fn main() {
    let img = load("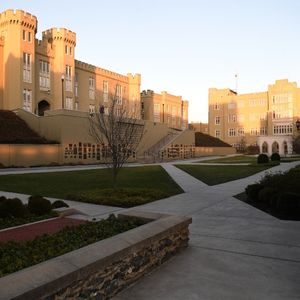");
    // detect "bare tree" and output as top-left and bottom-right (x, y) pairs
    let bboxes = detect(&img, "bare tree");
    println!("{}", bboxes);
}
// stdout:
(89, 89), (145, 187)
